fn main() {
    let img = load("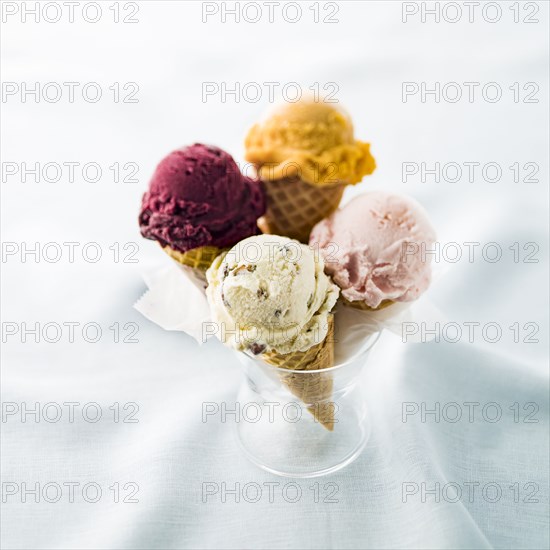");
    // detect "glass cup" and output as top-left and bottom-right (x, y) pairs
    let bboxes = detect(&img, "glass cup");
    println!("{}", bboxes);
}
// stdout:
(234, 332), (380, 478)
